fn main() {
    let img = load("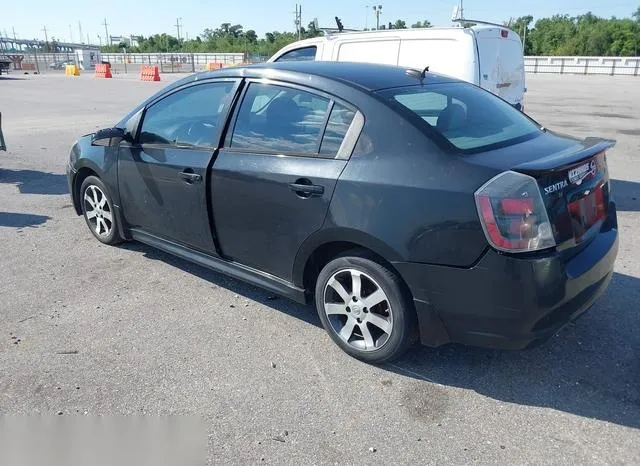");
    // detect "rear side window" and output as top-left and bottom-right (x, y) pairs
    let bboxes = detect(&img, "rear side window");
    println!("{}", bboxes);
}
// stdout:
(320, 104), (356, 155)
(231, 82), (329, 154)
(379, 83), (540, 151)
(274, 46), (317, 62)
